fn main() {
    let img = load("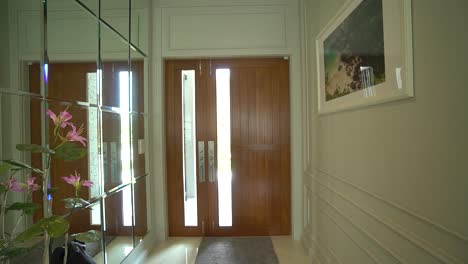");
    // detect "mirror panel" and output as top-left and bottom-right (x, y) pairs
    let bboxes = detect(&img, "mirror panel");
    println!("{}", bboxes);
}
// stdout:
(101, 186), (134, 264)
(47, 0), (99, 104)
(1, 0), (148, 263)
(131, 114), (147, 178)
(133, 176), (148, 247)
